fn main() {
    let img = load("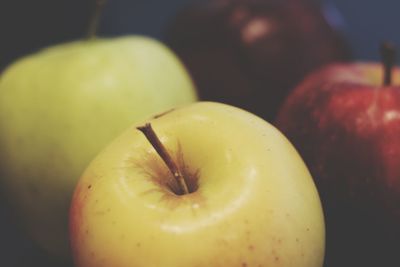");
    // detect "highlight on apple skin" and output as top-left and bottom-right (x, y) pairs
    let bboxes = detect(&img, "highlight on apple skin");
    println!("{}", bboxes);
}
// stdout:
(70, 101), (325, 267)
(165, 0), (350, 121)
(276, 53), (400, 267)
(0, 35), (197, 259)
